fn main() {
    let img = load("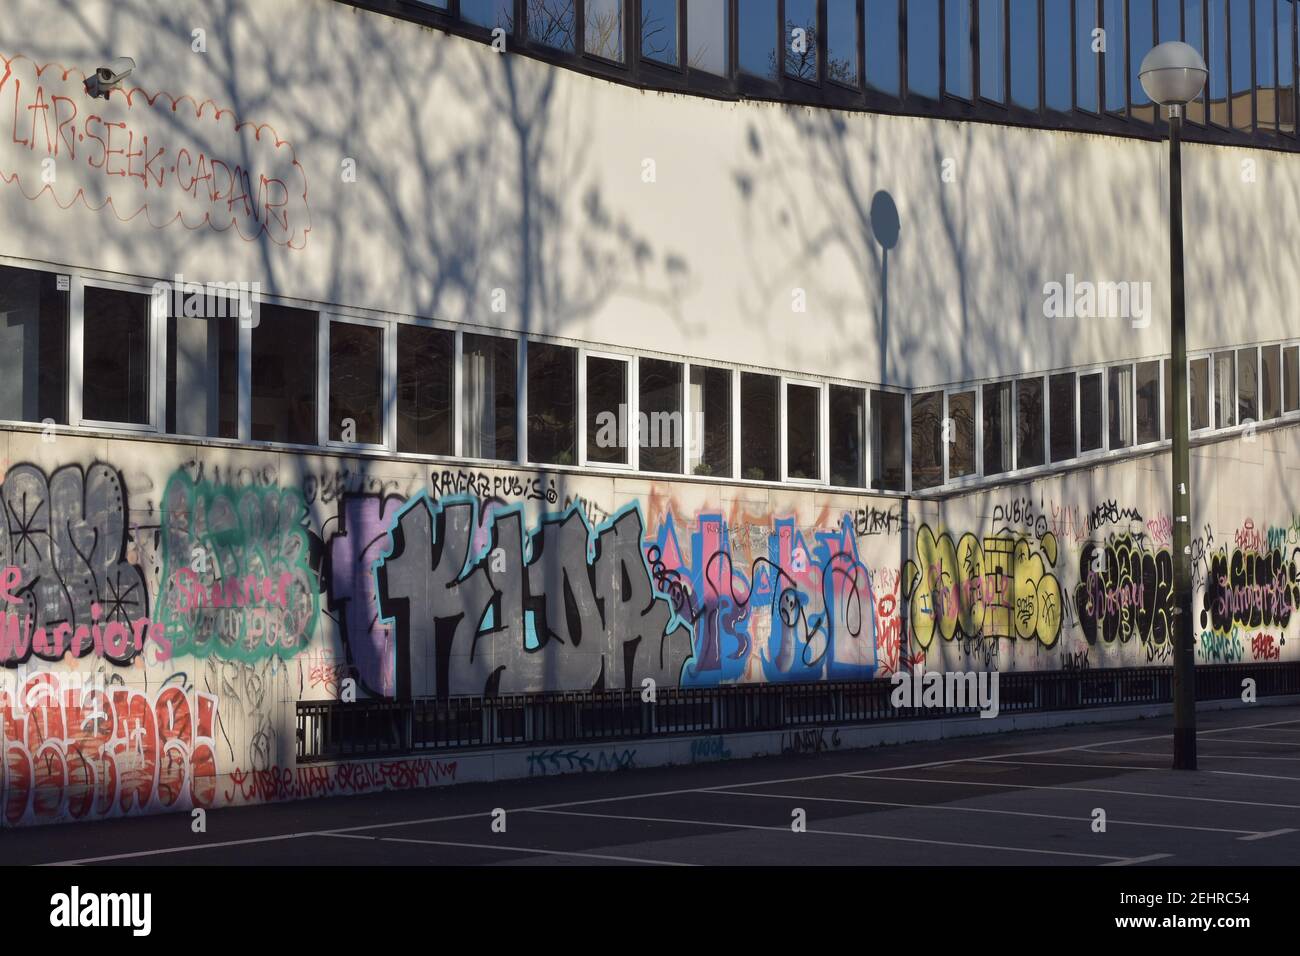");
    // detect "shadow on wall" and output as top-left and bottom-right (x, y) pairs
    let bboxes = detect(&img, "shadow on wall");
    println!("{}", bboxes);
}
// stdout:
(22, 0), (692, 340)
